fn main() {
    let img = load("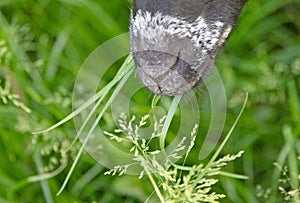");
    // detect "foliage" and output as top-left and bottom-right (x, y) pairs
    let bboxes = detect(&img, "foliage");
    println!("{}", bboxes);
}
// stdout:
(104, 113), (245, 202)
(0, 0), (299, 202)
